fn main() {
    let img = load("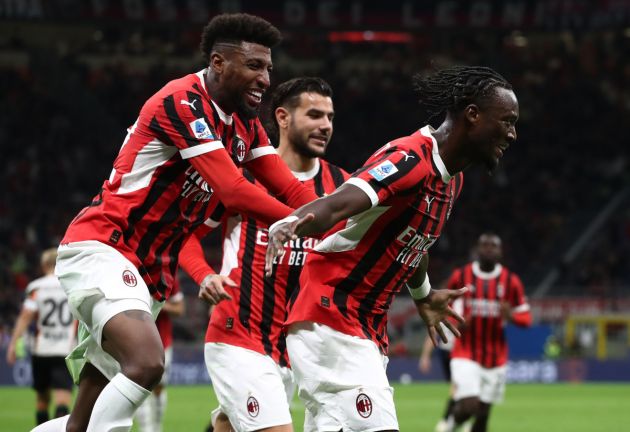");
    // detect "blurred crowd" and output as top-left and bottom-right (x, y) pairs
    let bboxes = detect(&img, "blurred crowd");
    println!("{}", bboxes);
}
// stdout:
(0, 23), (628, 341)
